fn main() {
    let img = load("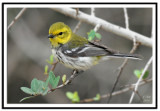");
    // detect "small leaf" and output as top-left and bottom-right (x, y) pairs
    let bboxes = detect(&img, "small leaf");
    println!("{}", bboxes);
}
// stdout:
(19, 96), (34, 102)
(93, 94), (100, 101)
(35, 79), (50, 95)
(95, 33), (101, 39)
(20, 87), (35, 95)
(66, 92), (74, 100)
(62, 74), (67, 84)
(134, 70), (141, 78)
(49, 71), (60, 88)
(88, 37), (93, 41)
(50, 55), (54, 63)
(72, 91), (80, 103)
(31, 78), (40, 93)
(46, 60), (52, 64)
(87, 30), (96, 41)
(134, 69), (149, 80)
(53, 76), (60, 88)
(45, 76), (50, 87)
(143, 70), (149, 79)
(49, 71), (56, 88)
(44, 65), (48, 75)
